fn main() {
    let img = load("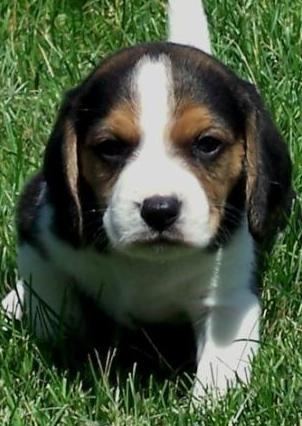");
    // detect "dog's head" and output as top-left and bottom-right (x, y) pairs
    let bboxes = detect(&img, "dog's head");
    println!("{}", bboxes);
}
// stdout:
(44, 43), (293, 255)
